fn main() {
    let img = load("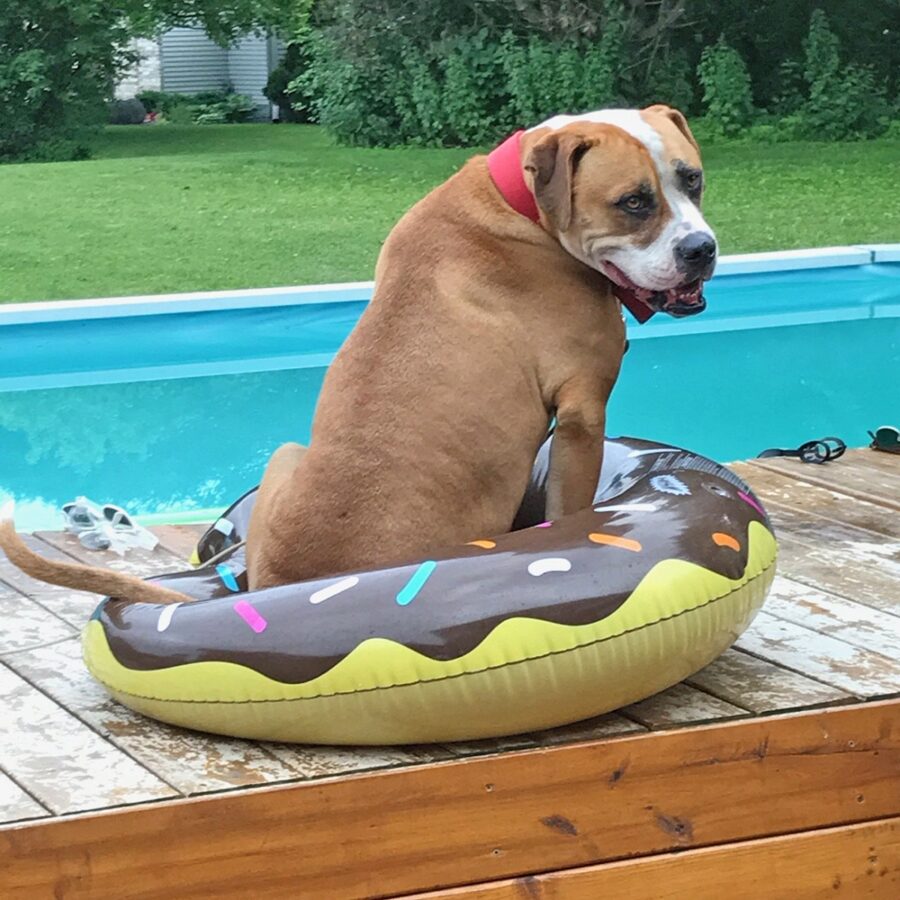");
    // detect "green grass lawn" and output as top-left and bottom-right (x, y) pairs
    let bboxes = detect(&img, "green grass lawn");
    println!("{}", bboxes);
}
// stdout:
(0, 124), (897, 303)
